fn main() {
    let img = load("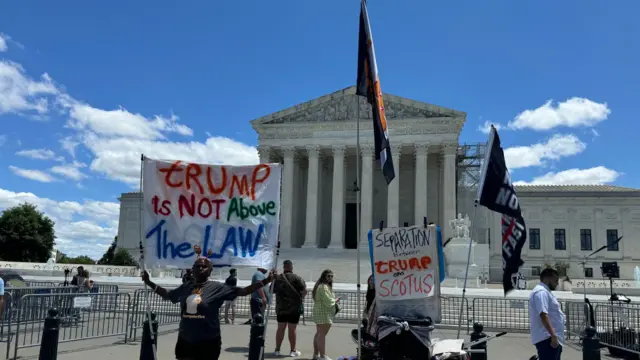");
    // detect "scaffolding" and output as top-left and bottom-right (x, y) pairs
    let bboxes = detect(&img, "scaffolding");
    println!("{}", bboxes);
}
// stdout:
(456, 142), (491, 244)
